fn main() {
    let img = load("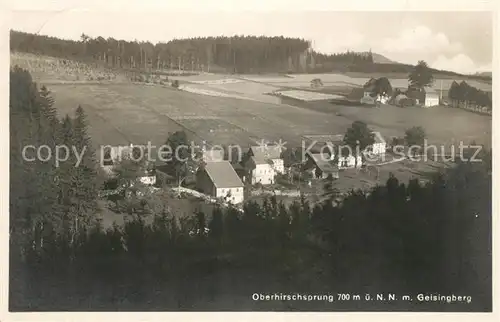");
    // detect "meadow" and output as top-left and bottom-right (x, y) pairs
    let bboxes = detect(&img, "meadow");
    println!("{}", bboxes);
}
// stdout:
(49, 79), (491, 154)
(49, 83), (349, 149)
(18, 52), (489, 155)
